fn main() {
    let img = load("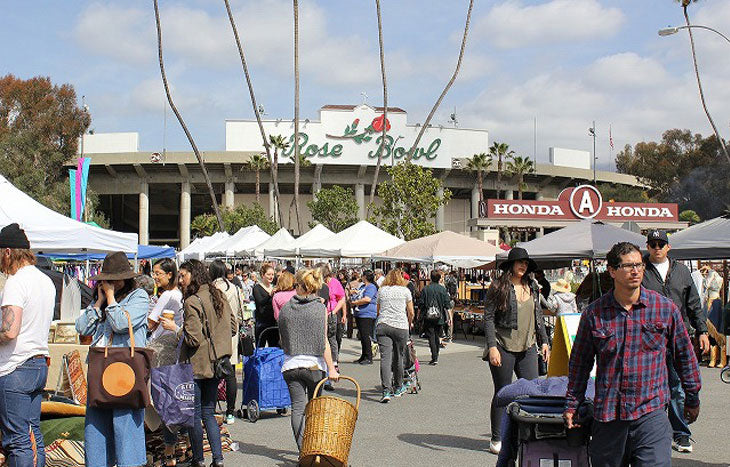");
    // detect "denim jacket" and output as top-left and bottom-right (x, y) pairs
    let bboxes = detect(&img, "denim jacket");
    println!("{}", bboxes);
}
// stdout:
(484, 280), (548, 350)
(75, 288), (150, 348)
